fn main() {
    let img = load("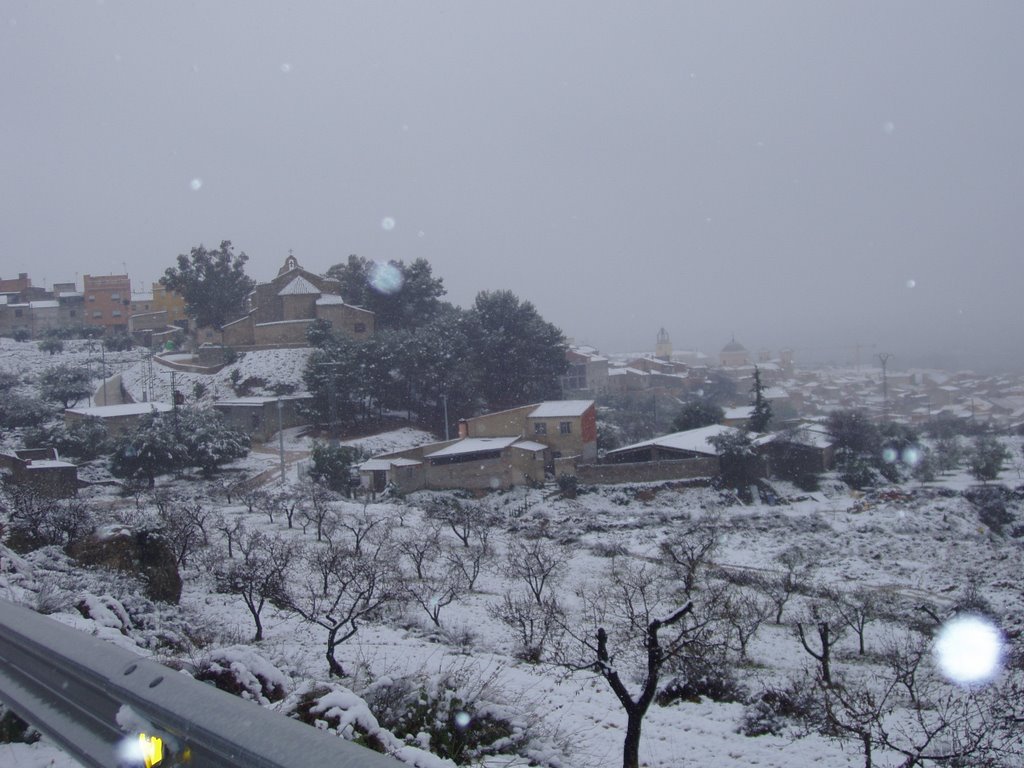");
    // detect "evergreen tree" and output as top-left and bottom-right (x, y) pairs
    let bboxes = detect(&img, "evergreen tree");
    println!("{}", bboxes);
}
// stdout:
(672, 397), (724, 432)
(708, 429), (761, 496)
(161, 240), (255, 329)
(39, 364), (93, 409)
(38, 337), (64, 356)
(326, 255), (445, 330)
(467, 290), (567, 410)
(749, 366), (773, 432)
(109, 412), (188, 488)
(178, 408), (251, 477)
(308, 441), (362, 494)
(966, 434), (1009, 483)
